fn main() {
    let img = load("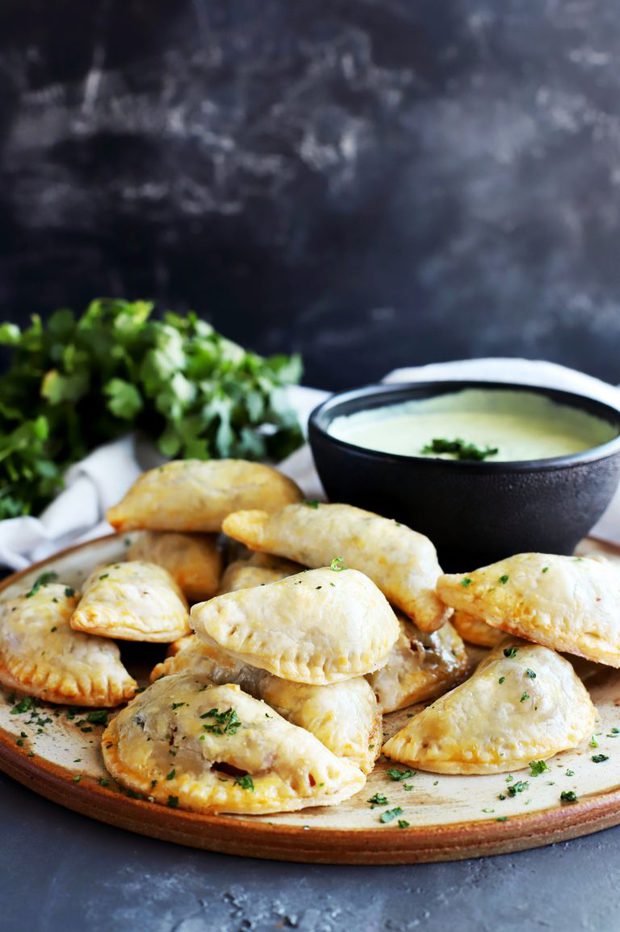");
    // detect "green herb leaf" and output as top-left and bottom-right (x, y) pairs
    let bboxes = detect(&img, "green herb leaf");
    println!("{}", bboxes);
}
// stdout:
(386, 768), (415, 782)
(499, 574), (509, 584)
(529, 760), (549, 776)
(380, 807), (404, 824)
(421, 437), (498, 461)
(503, 647), (519, 658)
(560, 790), (578, 804)
(200, 707), (242, 735)
(85, 710), (108, 725)
(234, 774), (255, 791)
(330, 556), (345, 572)
(592, 754), (609, 763)
(25, 572), (58, 598)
